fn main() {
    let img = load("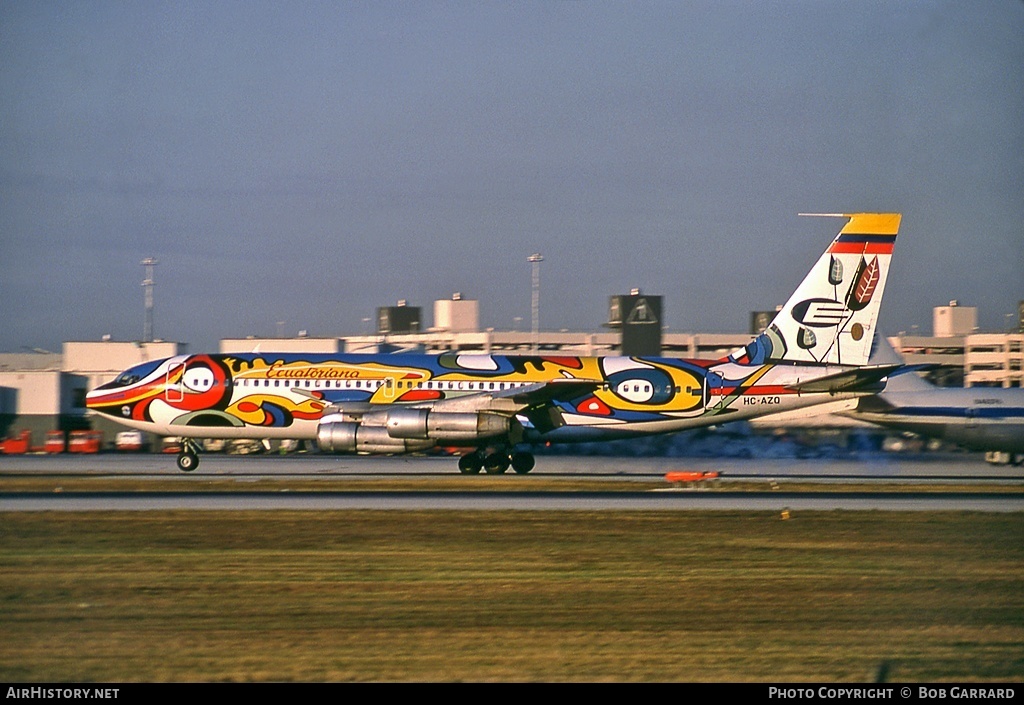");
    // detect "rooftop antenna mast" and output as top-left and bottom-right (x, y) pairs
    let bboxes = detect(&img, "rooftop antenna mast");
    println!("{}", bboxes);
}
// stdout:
(528, 253), (543, 354)
(141, 257), (158, 342)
